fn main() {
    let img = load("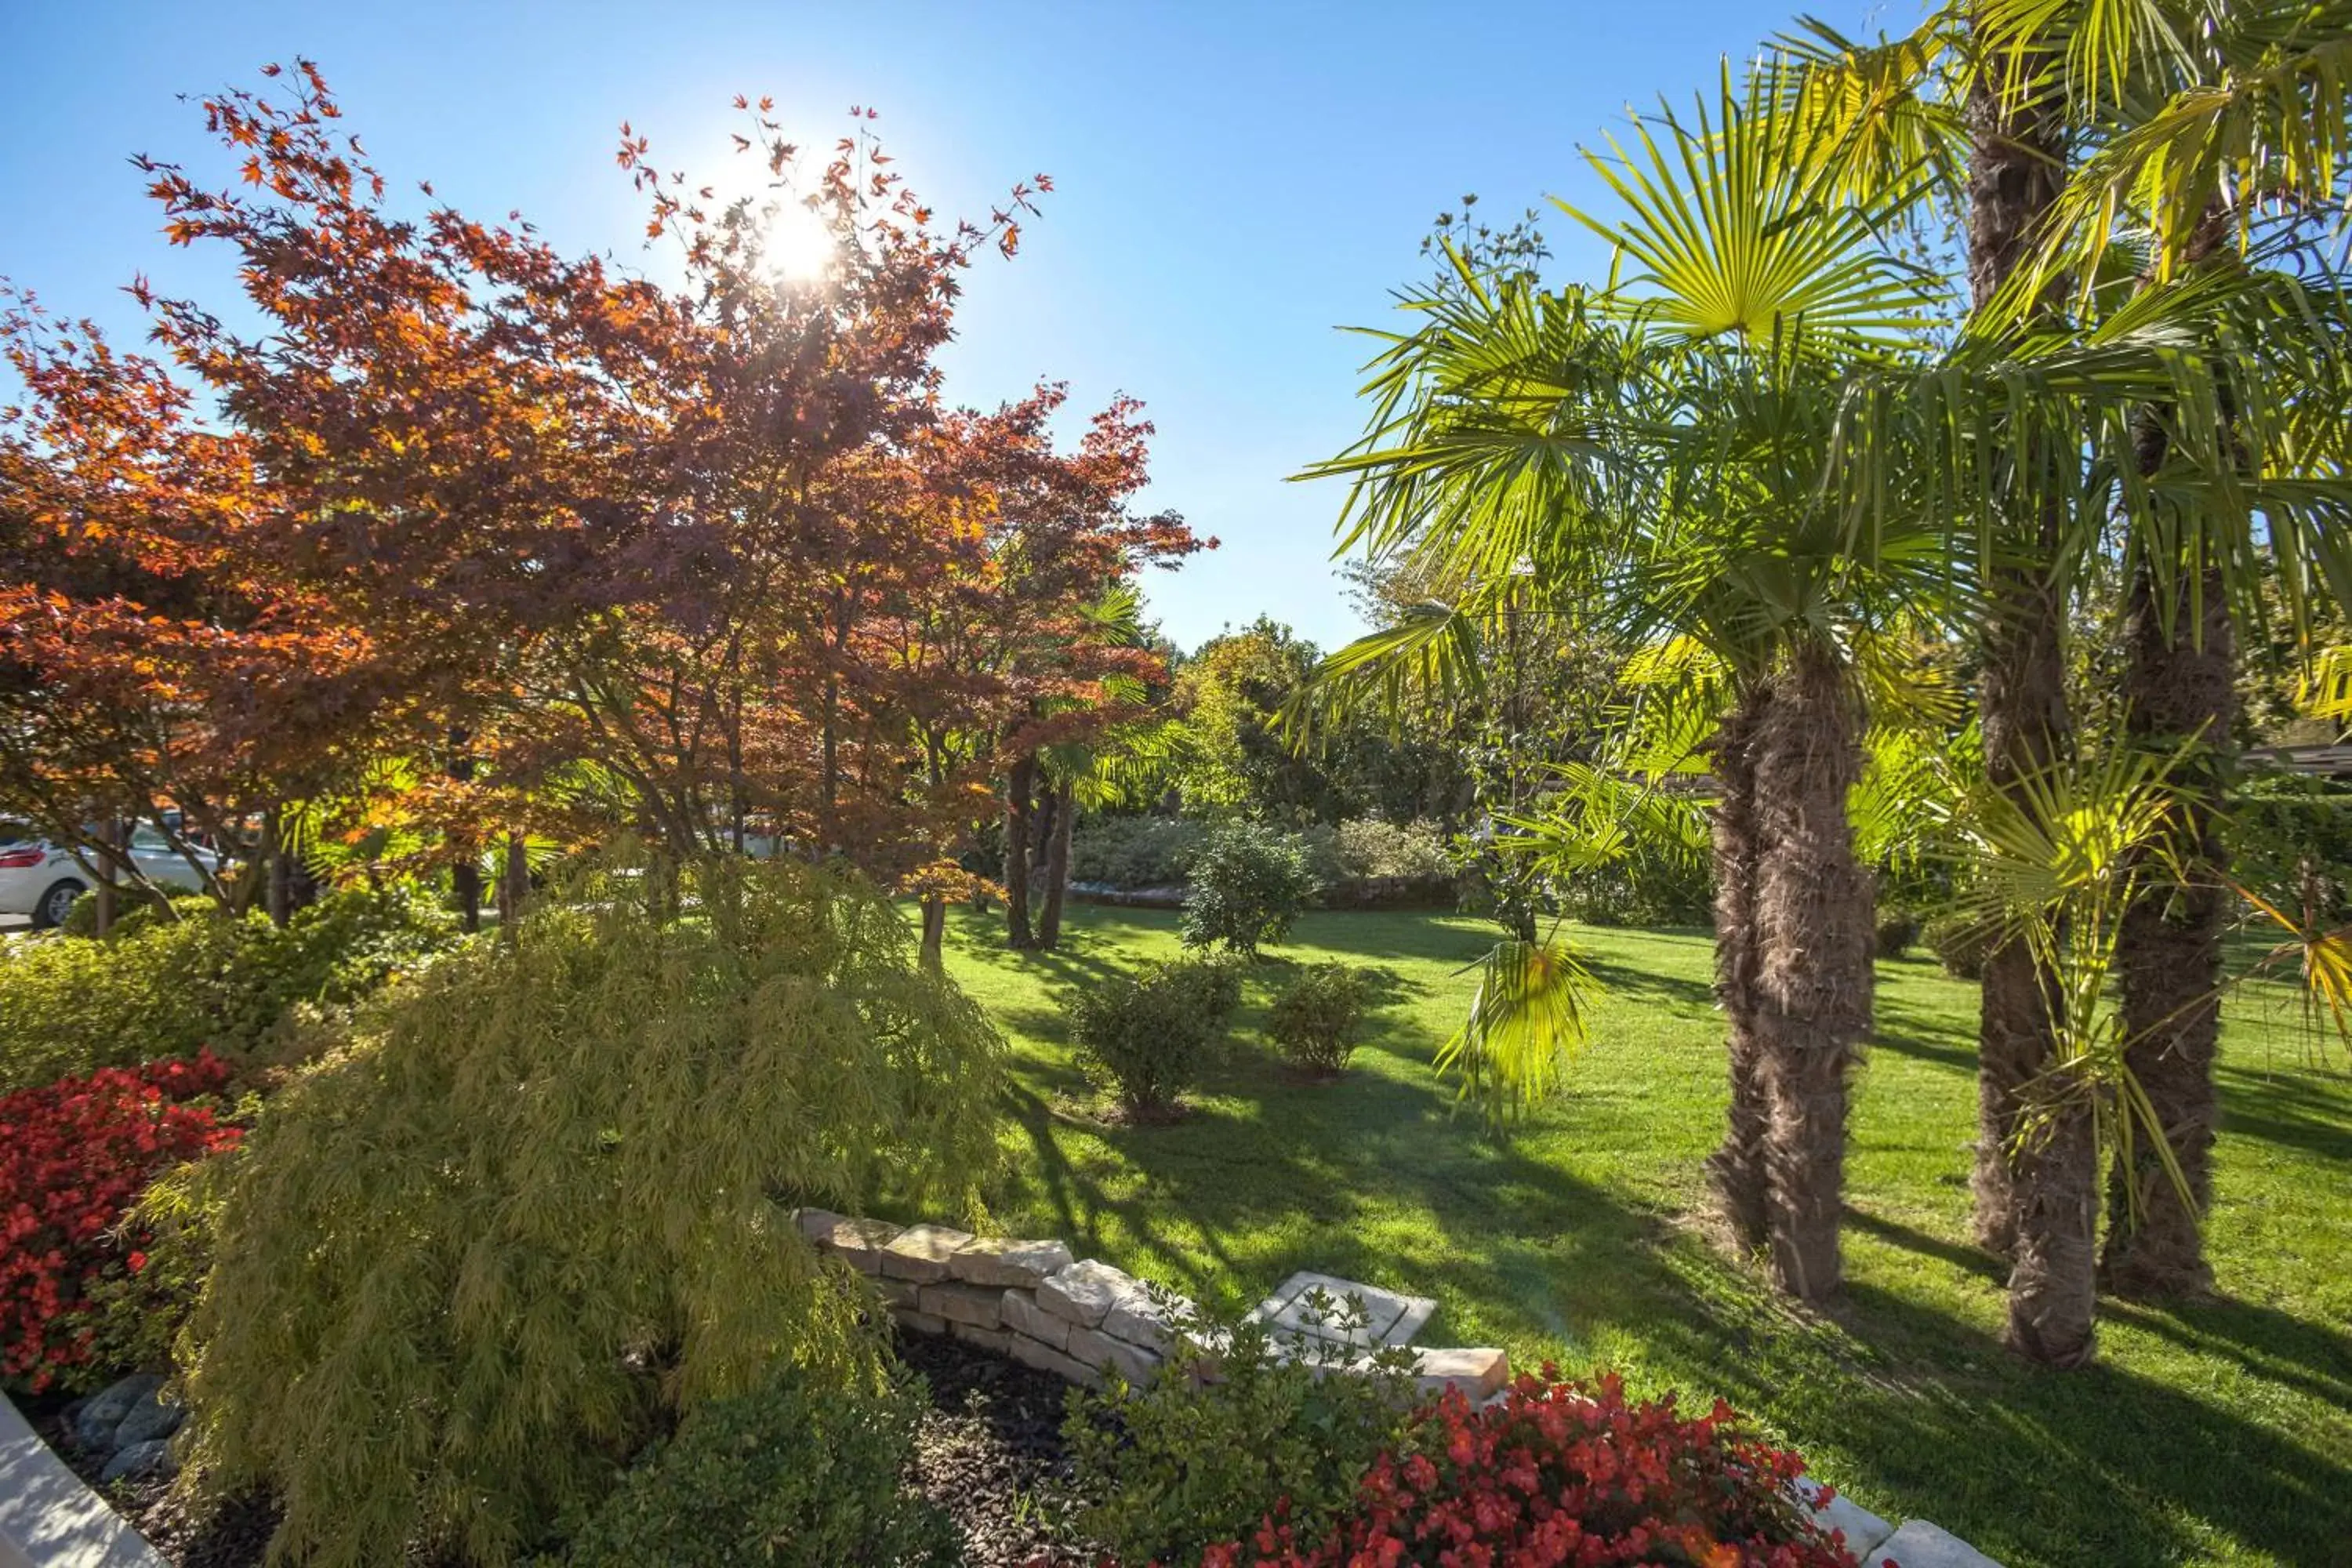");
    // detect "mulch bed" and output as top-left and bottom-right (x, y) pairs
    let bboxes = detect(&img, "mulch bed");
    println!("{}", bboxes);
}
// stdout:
(31, 1332), (1099, 1568)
